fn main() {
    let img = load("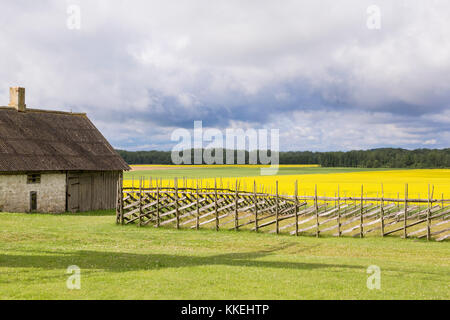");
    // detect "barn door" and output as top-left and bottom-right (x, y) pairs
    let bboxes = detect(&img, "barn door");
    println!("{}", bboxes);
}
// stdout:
(79, 175), (93, 212)
(67, 177), (80, 212)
